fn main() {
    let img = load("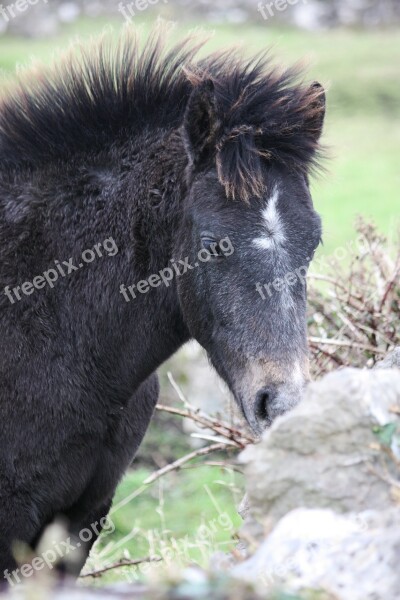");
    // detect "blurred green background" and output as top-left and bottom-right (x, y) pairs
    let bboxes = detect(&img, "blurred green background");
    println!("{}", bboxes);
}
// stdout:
(1, 13), (399, 583)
